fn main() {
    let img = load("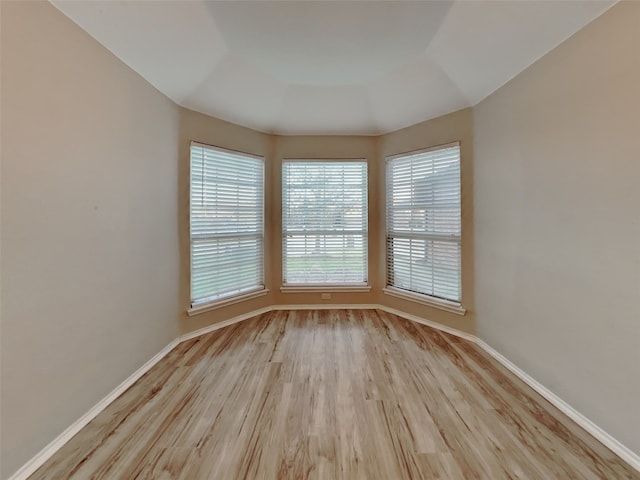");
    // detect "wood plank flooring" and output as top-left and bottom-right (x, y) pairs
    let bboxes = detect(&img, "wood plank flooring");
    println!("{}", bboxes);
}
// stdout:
(29, 309), (639, 479)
